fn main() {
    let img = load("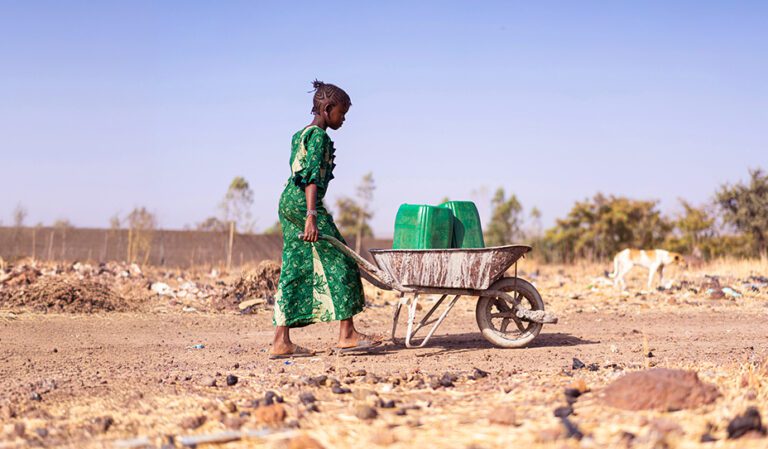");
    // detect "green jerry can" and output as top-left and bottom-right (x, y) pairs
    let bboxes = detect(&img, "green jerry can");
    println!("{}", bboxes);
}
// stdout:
(439, 201), (485, 248)
(393, 204), (454, 249)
